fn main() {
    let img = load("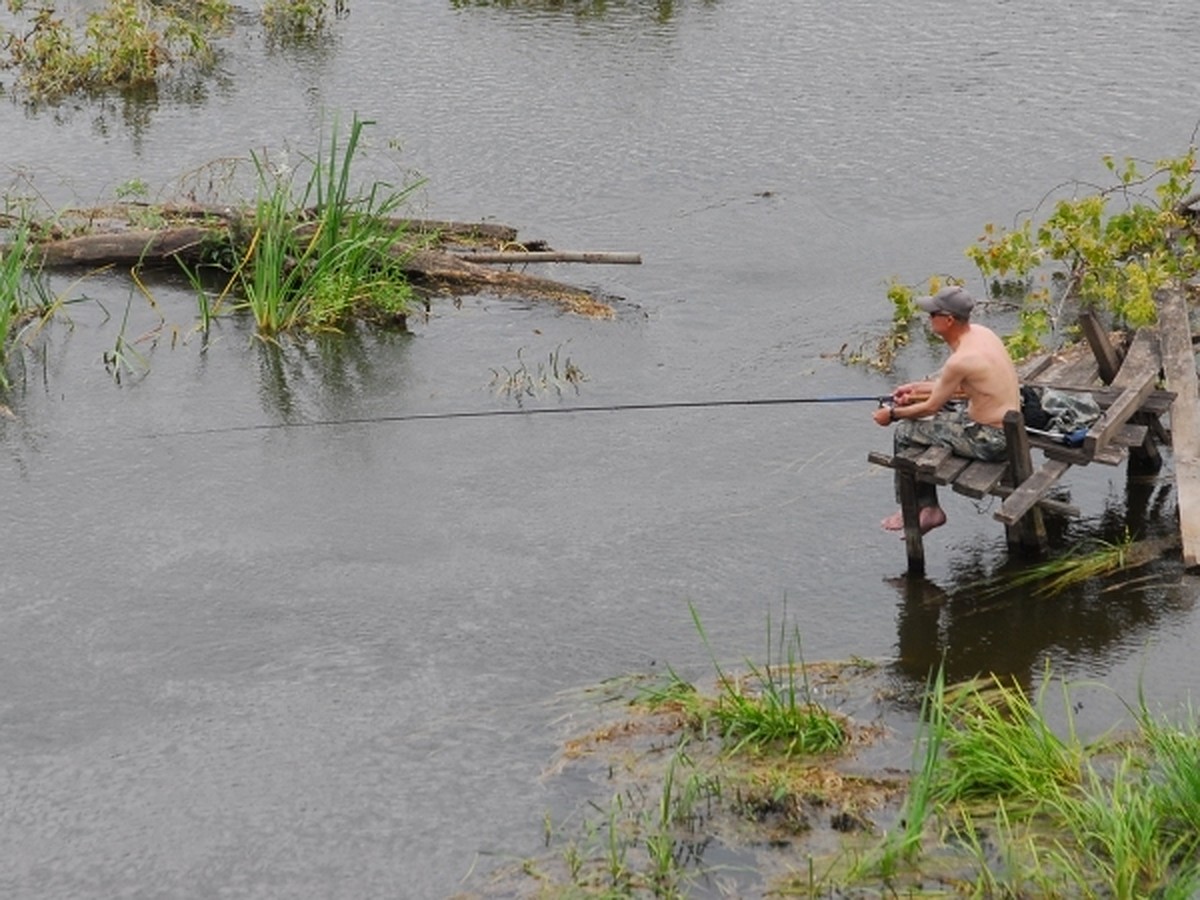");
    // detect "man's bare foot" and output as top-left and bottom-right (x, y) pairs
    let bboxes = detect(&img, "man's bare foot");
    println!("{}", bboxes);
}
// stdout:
(918, 506), (947, 534)
(881, 507), (947, 534)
